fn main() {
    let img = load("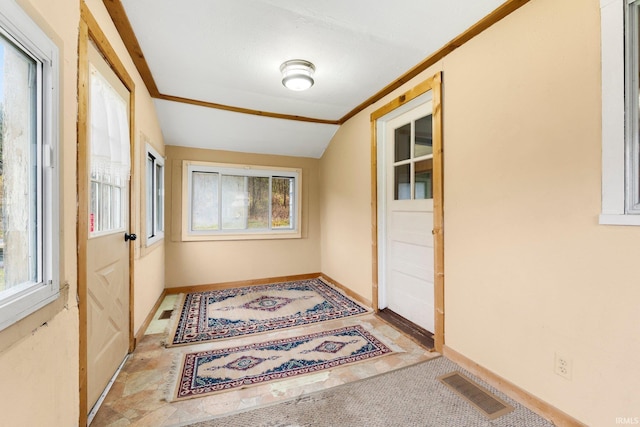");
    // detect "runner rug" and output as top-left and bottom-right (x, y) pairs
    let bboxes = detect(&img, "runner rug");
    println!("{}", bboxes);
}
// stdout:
(169, 278), (369, 346)
(171, 325), (392, 401)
